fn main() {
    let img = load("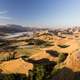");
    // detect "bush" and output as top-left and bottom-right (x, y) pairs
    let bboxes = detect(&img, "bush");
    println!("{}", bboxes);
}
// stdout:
(0, 73), (27, 80)
(27, 61), (56, 80)
(28, 64), (45, 80)
(0, 53), (15, 62)
(28, 39), (54, 47)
